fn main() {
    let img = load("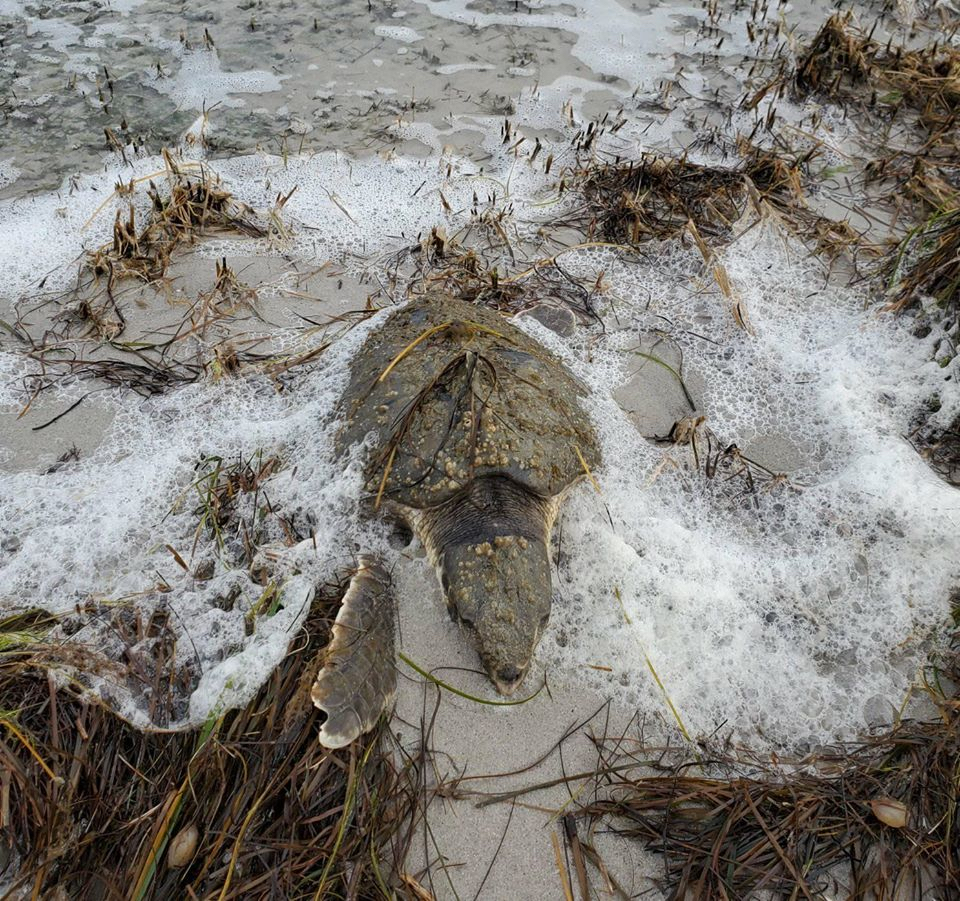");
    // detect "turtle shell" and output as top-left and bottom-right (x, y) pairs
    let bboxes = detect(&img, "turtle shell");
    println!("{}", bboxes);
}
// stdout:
(336, 294), (600, 508)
